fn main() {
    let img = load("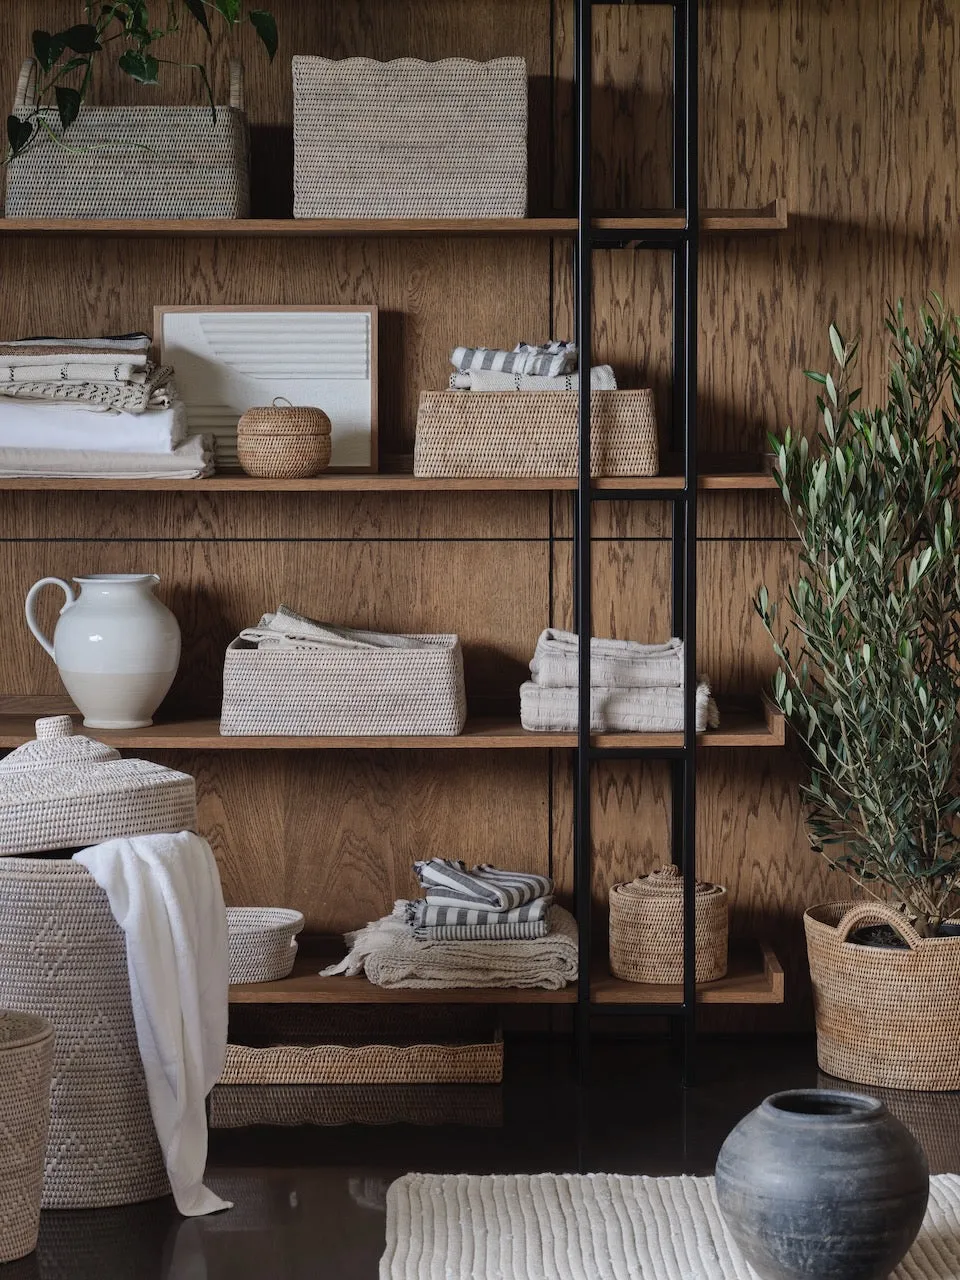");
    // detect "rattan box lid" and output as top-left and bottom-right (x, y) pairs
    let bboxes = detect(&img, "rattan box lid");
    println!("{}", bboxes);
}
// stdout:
(238, 405), (332, 437)
(613, 865), (725, 899)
